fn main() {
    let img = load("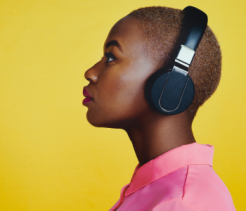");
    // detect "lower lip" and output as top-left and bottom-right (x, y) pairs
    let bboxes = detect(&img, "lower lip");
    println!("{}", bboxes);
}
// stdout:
(83, 97), (93, 105)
